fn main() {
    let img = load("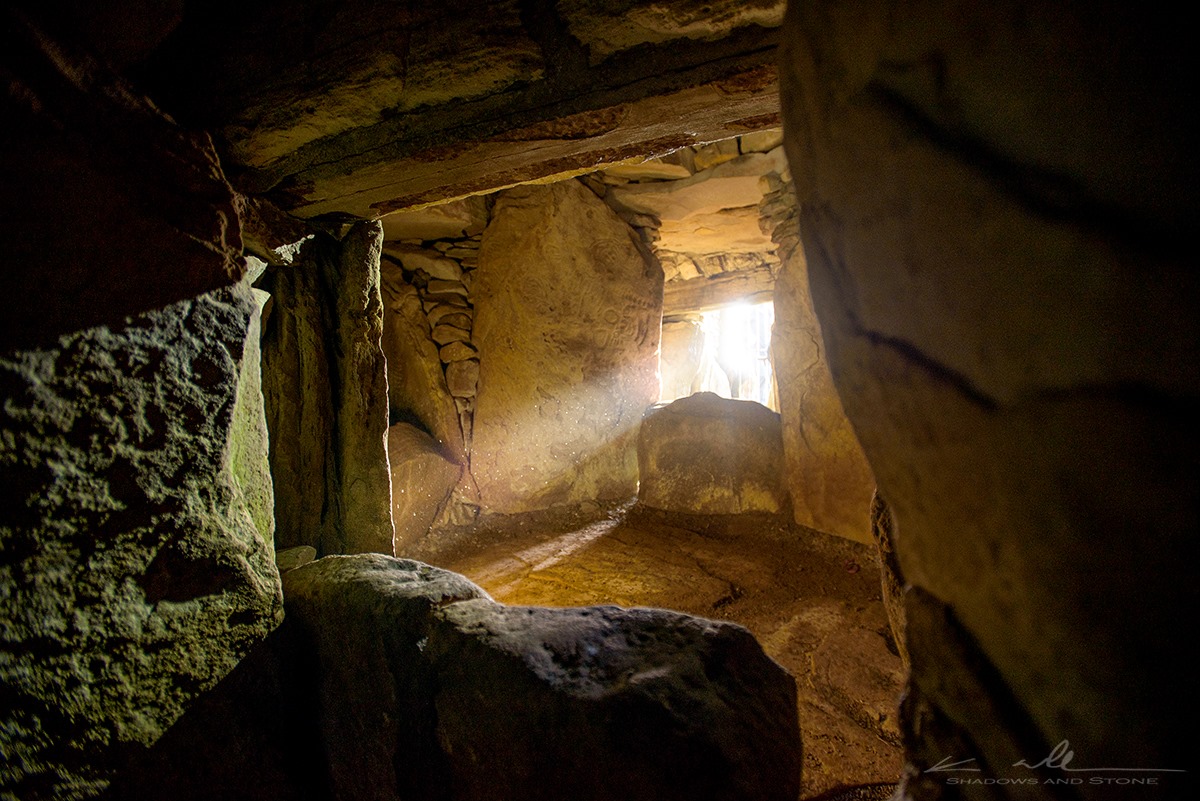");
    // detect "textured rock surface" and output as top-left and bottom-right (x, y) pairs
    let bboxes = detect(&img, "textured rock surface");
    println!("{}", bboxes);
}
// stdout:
(426, 507), (903, 798)
(282, 554), (802, 801)
(638, 393), (787, 515)
(388, 423), (461, 554)
(0, 282), (283, 800)
(659, 317), (706, 400)
(261, 222), (394, 555)
(471, 180), (662, 513)
(870, 492), (907, 670)
(381, 196), (490, 242)
(609, 147), (787, 280)
(145, 0), (782, 219)
(771, 227), (875, 543)
(380, 261), (466, 461)
(781, 0), (1196, 792)
(0, 8), (245, 350)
